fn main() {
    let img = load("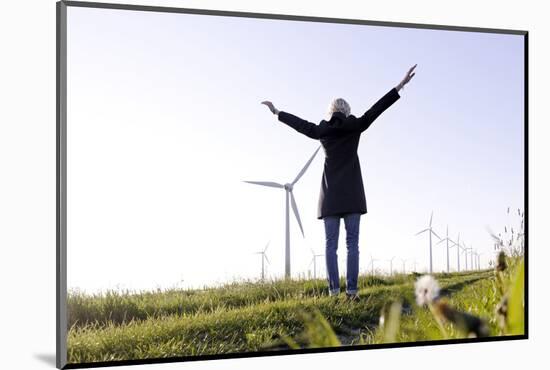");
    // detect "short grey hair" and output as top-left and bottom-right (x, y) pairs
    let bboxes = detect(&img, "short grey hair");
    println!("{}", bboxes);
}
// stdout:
(327, 98), (351, 119)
